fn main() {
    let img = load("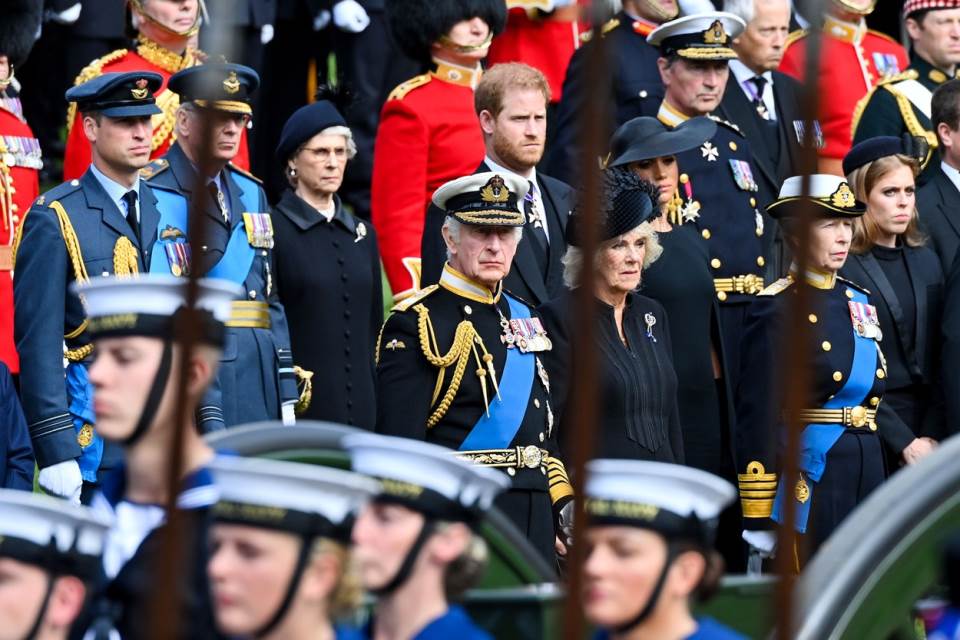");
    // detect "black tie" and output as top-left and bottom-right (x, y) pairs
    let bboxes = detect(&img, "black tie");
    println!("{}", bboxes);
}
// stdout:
(524, 181), (549, 275)
(751, 76), (770, 120)
(122, 190), (139, 242)
(208, 181), (229, 223)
